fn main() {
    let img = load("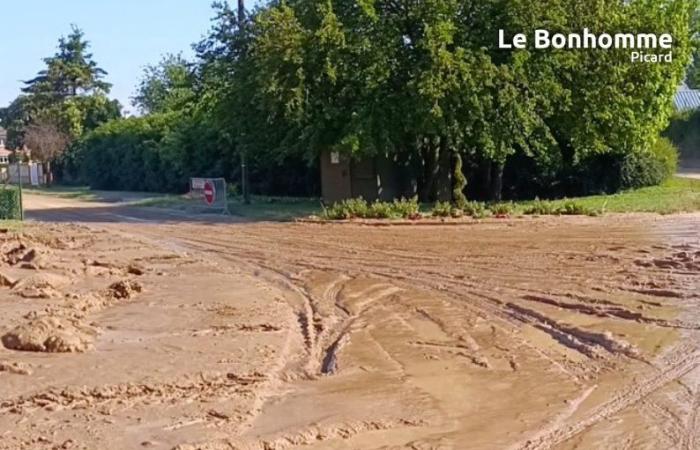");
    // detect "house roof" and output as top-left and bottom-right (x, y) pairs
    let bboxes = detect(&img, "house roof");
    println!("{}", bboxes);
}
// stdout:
(674, 89), (700, 112)
(0, 148), (12, 157)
